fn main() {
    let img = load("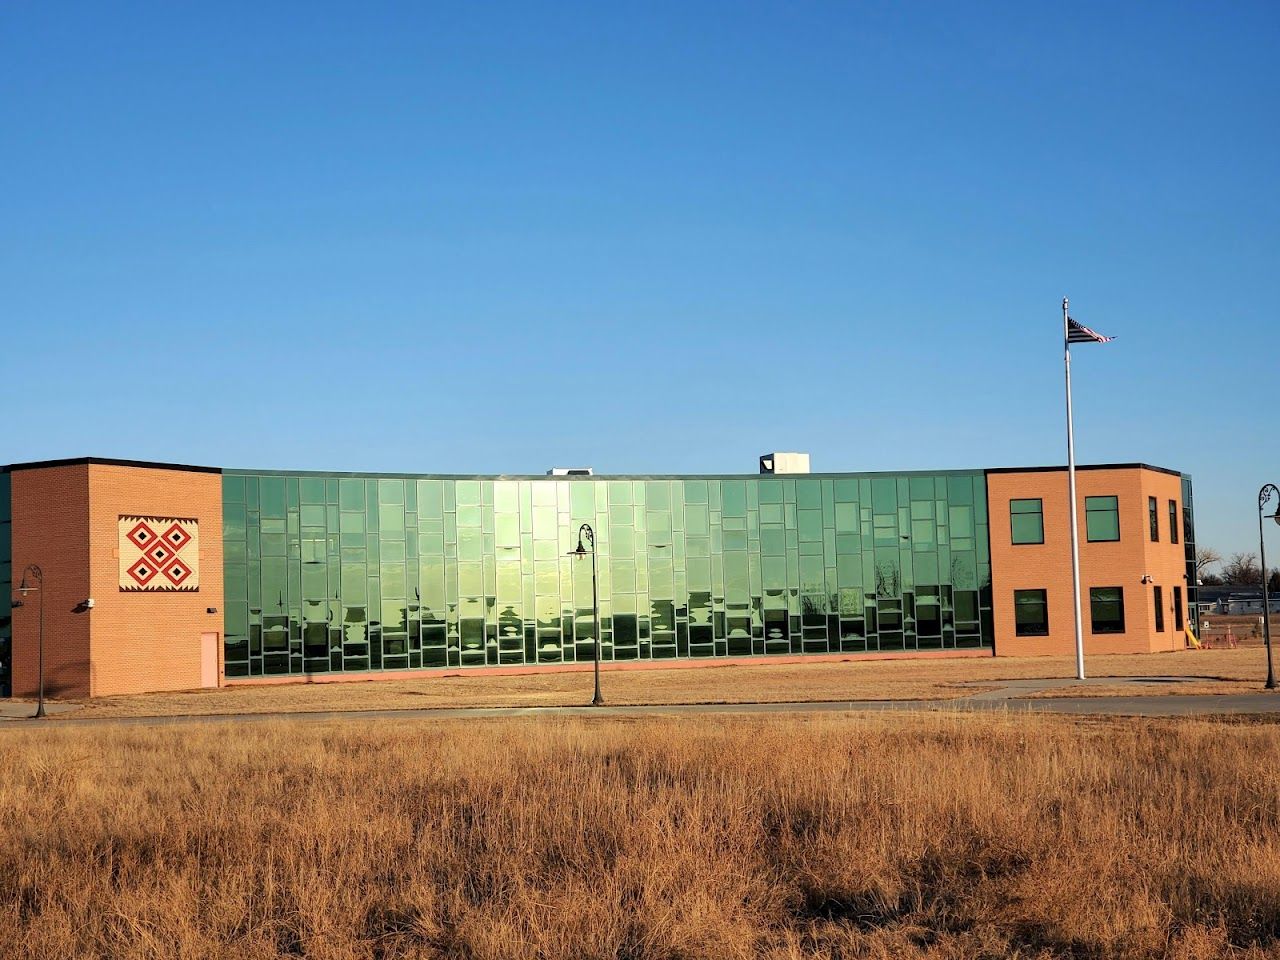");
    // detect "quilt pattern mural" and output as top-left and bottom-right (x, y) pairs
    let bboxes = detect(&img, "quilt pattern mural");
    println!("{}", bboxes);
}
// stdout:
(119, 515), (199, 592)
